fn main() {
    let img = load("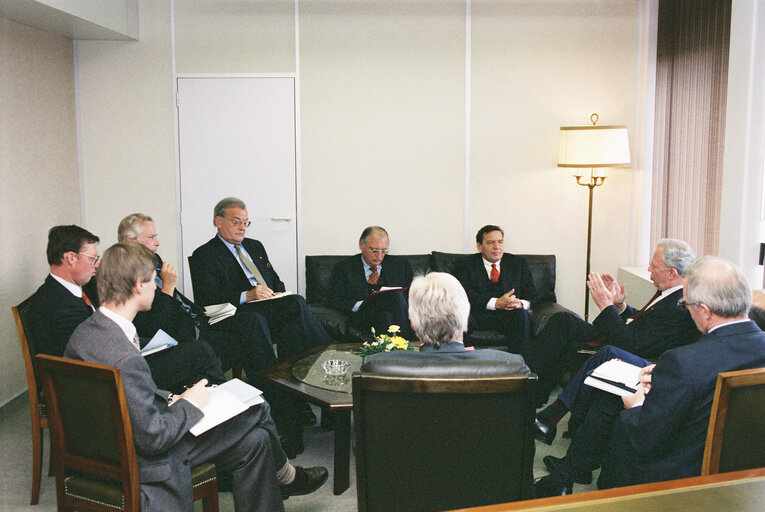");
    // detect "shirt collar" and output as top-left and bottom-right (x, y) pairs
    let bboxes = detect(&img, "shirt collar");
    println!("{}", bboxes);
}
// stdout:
(98, 306), (138, 349)
(709, 318), (751, 334)
(361, 255), (381, 272)
(50, 273), (82, 298)
(482, 258), (500, 271)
